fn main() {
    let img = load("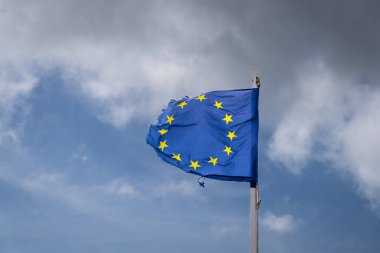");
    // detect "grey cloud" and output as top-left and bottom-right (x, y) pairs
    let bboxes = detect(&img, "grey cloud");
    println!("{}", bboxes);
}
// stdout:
(2, 0), (380, 124)
(2, 0), (380, 213)
(1, 1), (380, 252)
